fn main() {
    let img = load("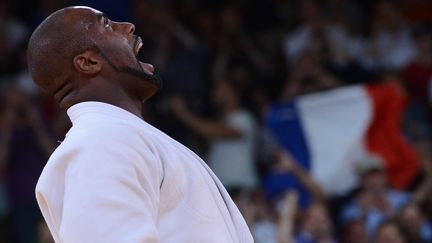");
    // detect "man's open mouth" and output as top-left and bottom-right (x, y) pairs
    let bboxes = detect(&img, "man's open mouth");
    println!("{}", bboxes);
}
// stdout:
(133, 36), (155, 75)
(134, 36), (143, 56)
